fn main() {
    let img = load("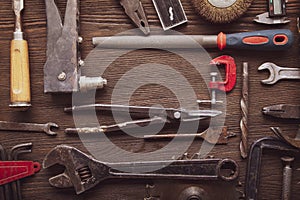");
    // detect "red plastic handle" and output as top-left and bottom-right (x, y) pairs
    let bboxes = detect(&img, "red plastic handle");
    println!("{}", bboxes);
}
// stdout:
(209, 55), (236, 92)
(0, 161), (41, 185)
